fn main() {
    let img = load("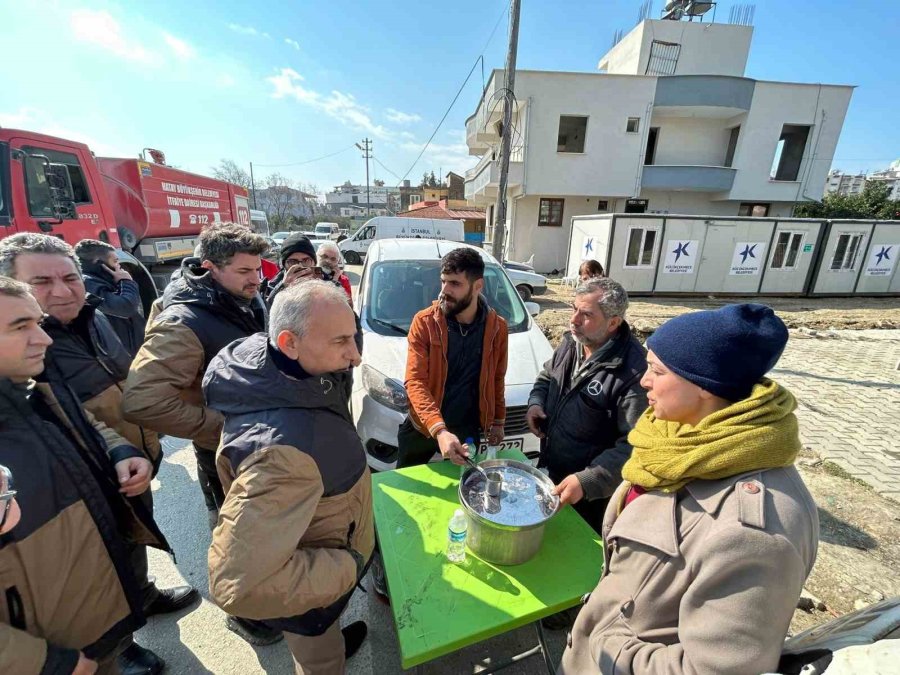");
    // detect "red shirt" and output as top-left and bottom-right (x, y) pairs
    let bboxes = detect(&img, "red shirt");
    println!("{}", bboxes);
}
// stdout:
(623, 485), (647, 509)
